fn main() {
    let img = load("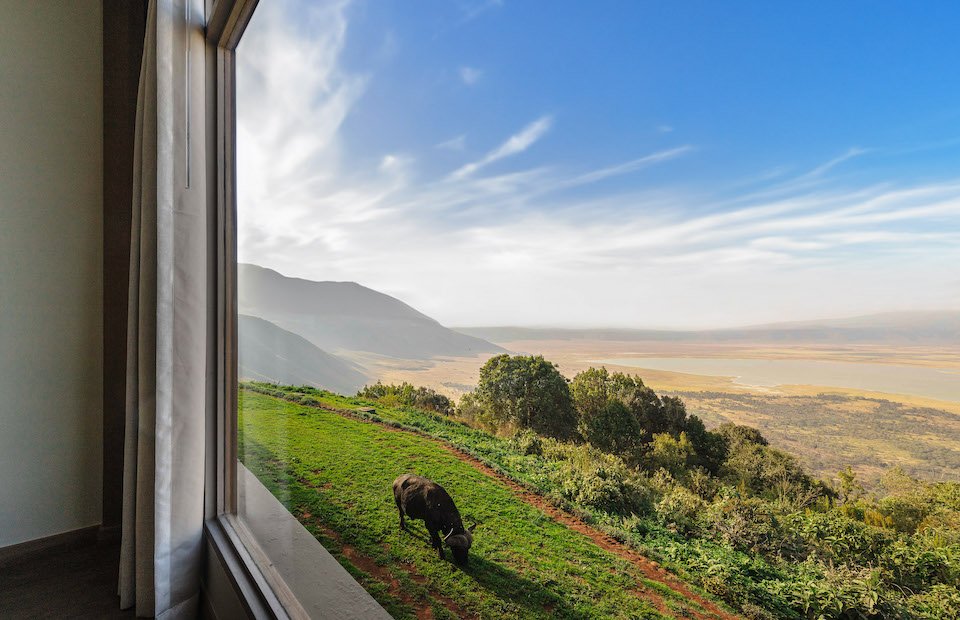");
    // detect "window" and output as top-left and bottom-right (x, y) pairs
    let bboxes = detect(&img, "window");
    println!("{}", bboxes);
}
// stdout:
(212, 3), (960, 619)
